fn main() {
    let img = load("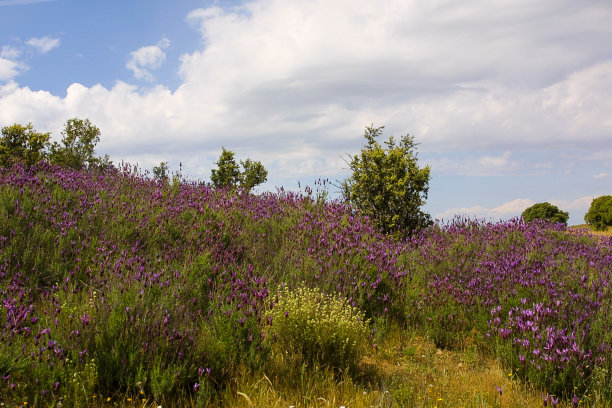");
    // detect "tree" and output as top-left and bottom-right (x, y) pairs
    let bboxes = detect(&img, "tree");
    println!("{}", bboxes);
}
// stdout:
(584, 195), (612, 231)
(48, 118), (103, 169)
(521, 202), (569, 226)
(240, 158), (268, 193)
(342, 125), (431, 235)
(153, 161), (169, 180)
(210, 148), (268, 193)
(0, 123), (51, 167)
